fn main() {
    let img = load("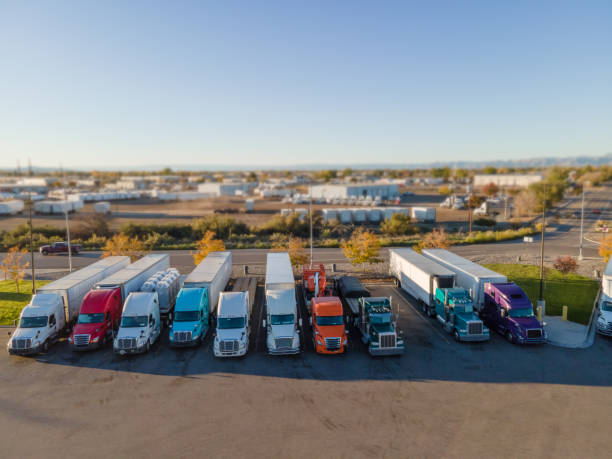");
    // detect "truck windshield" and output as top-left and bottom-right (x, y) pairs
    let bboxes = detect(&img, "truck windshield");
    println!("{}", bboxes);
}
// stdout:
(19, 316), (48, 328)
(369, 313), (391, 324)
(174, 310), (199, 322)
(218, 317), (245, 329)
(121, 316), (147, 327)
(508, 308), (534, 318)
(317, 315), (343, 326)
(270, 314), (294, 325)
(78, 313), (105, 324)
